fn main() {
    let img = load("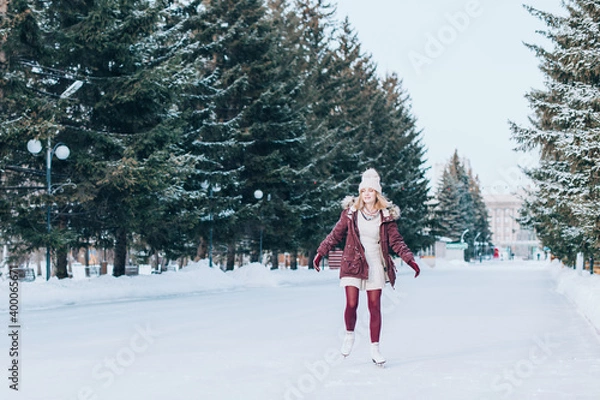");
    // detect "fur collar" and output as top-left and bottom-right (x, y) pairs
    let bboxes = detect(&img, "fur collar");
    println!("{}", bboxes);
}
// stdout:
(341, 195), (400, 220)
